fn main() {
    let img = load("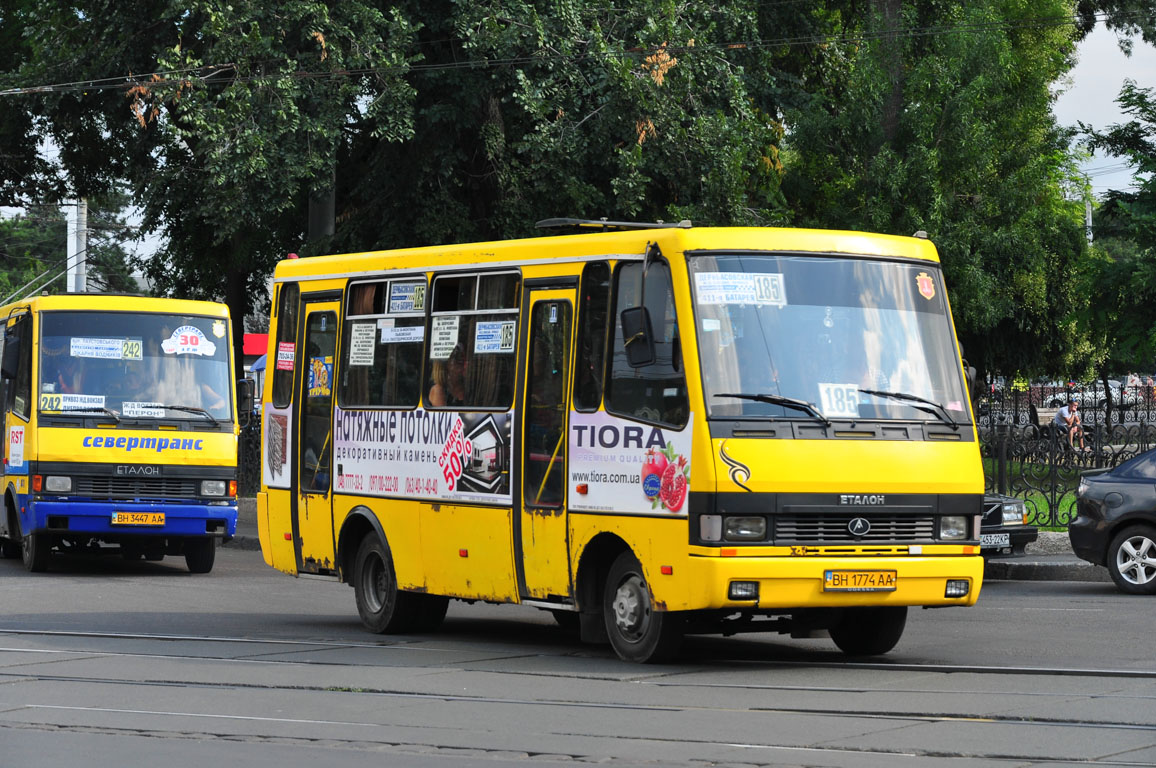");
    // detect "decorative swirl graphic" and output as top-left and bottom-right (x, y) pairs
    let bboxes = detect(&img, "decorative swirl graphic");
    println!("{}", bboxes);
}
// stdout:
(719, 441), (752, 492)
